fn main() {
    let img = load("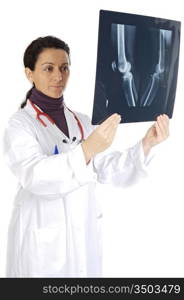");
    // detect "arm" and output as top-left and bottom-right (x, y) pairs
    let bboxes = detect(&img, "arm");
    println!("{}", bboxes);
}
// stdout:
(142, 114), (170, 156)
(3, 115), (94, 196)
(93, 140), (153, 187)
(82, 114), (169, 186)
